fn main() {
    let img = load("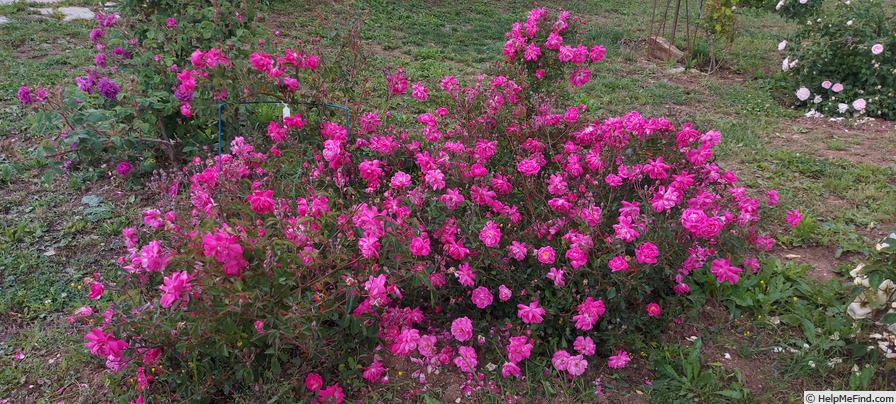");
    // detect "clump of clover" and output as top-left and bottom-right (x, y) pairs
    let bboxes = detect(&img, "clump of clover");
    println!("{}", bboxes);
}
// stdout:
(71, 7), (793, 402)
(777, 0), (895, 119)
